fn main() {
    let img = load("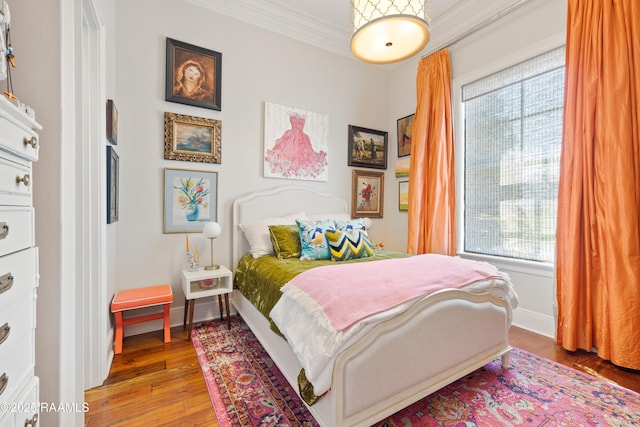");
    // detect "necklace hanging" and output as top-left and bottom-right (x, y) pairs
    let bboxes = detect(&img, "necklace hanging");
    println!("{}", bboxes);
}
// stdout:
(3, 25), (15, 100)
